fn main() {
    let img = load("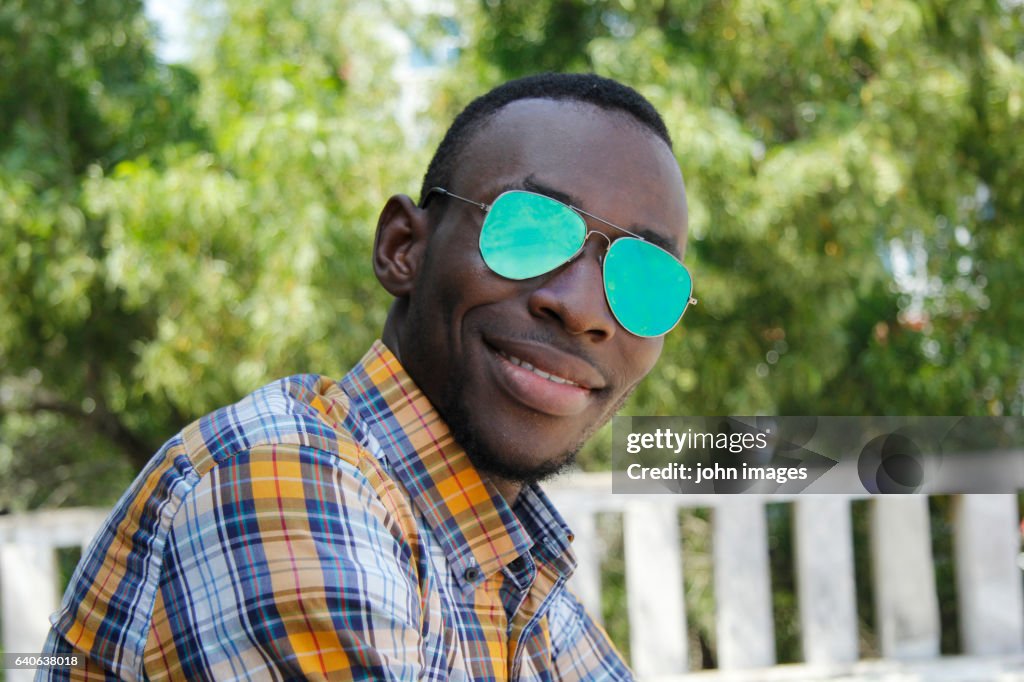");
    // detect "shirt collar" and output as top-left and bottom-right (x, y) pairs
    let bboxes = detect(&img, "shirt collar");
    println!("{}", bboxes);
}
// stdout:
(338, 340), (577, 589)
